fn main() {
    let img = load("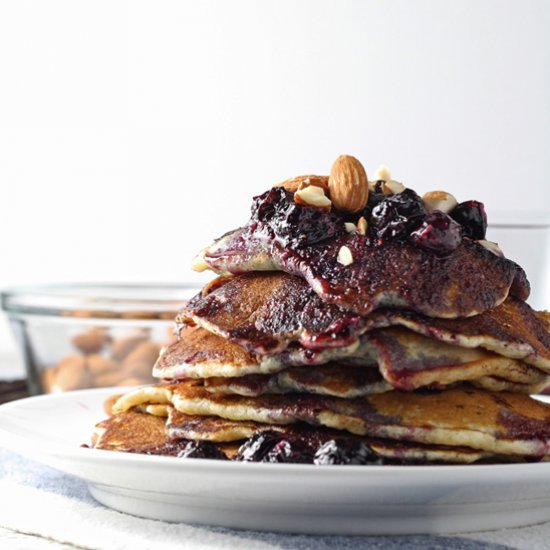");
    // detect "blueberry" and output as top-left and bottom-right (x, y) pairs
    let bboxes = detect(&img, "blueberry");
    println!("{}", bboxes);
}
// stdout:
(250, 187), (345, 248)
(358, 189), (385, 224)
(237, 431), (313, 463)
(236, 431), (283, 462)
(177, 440), (227, 460)
(313, 439), (383, 465)
(409, 210), (463, 255)
(370, 189), (426, 240)
(450, 200), (487, 240)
